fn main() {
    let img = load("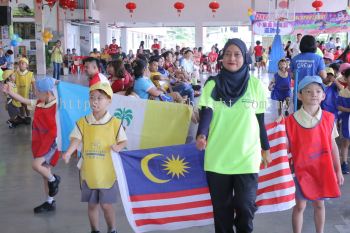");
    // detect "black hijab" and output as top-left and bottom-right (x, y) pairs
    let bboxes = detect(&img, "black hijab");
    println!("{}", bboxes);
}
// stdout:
(206, 38), (251, 107)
